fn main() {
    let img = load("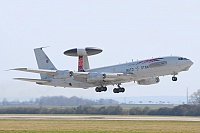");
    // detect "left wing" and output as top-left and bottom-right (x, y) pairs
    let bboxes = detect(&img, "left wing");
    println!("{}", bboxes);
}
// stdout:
(103, 73), (134, 80)
(14, 78), (51, 83)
